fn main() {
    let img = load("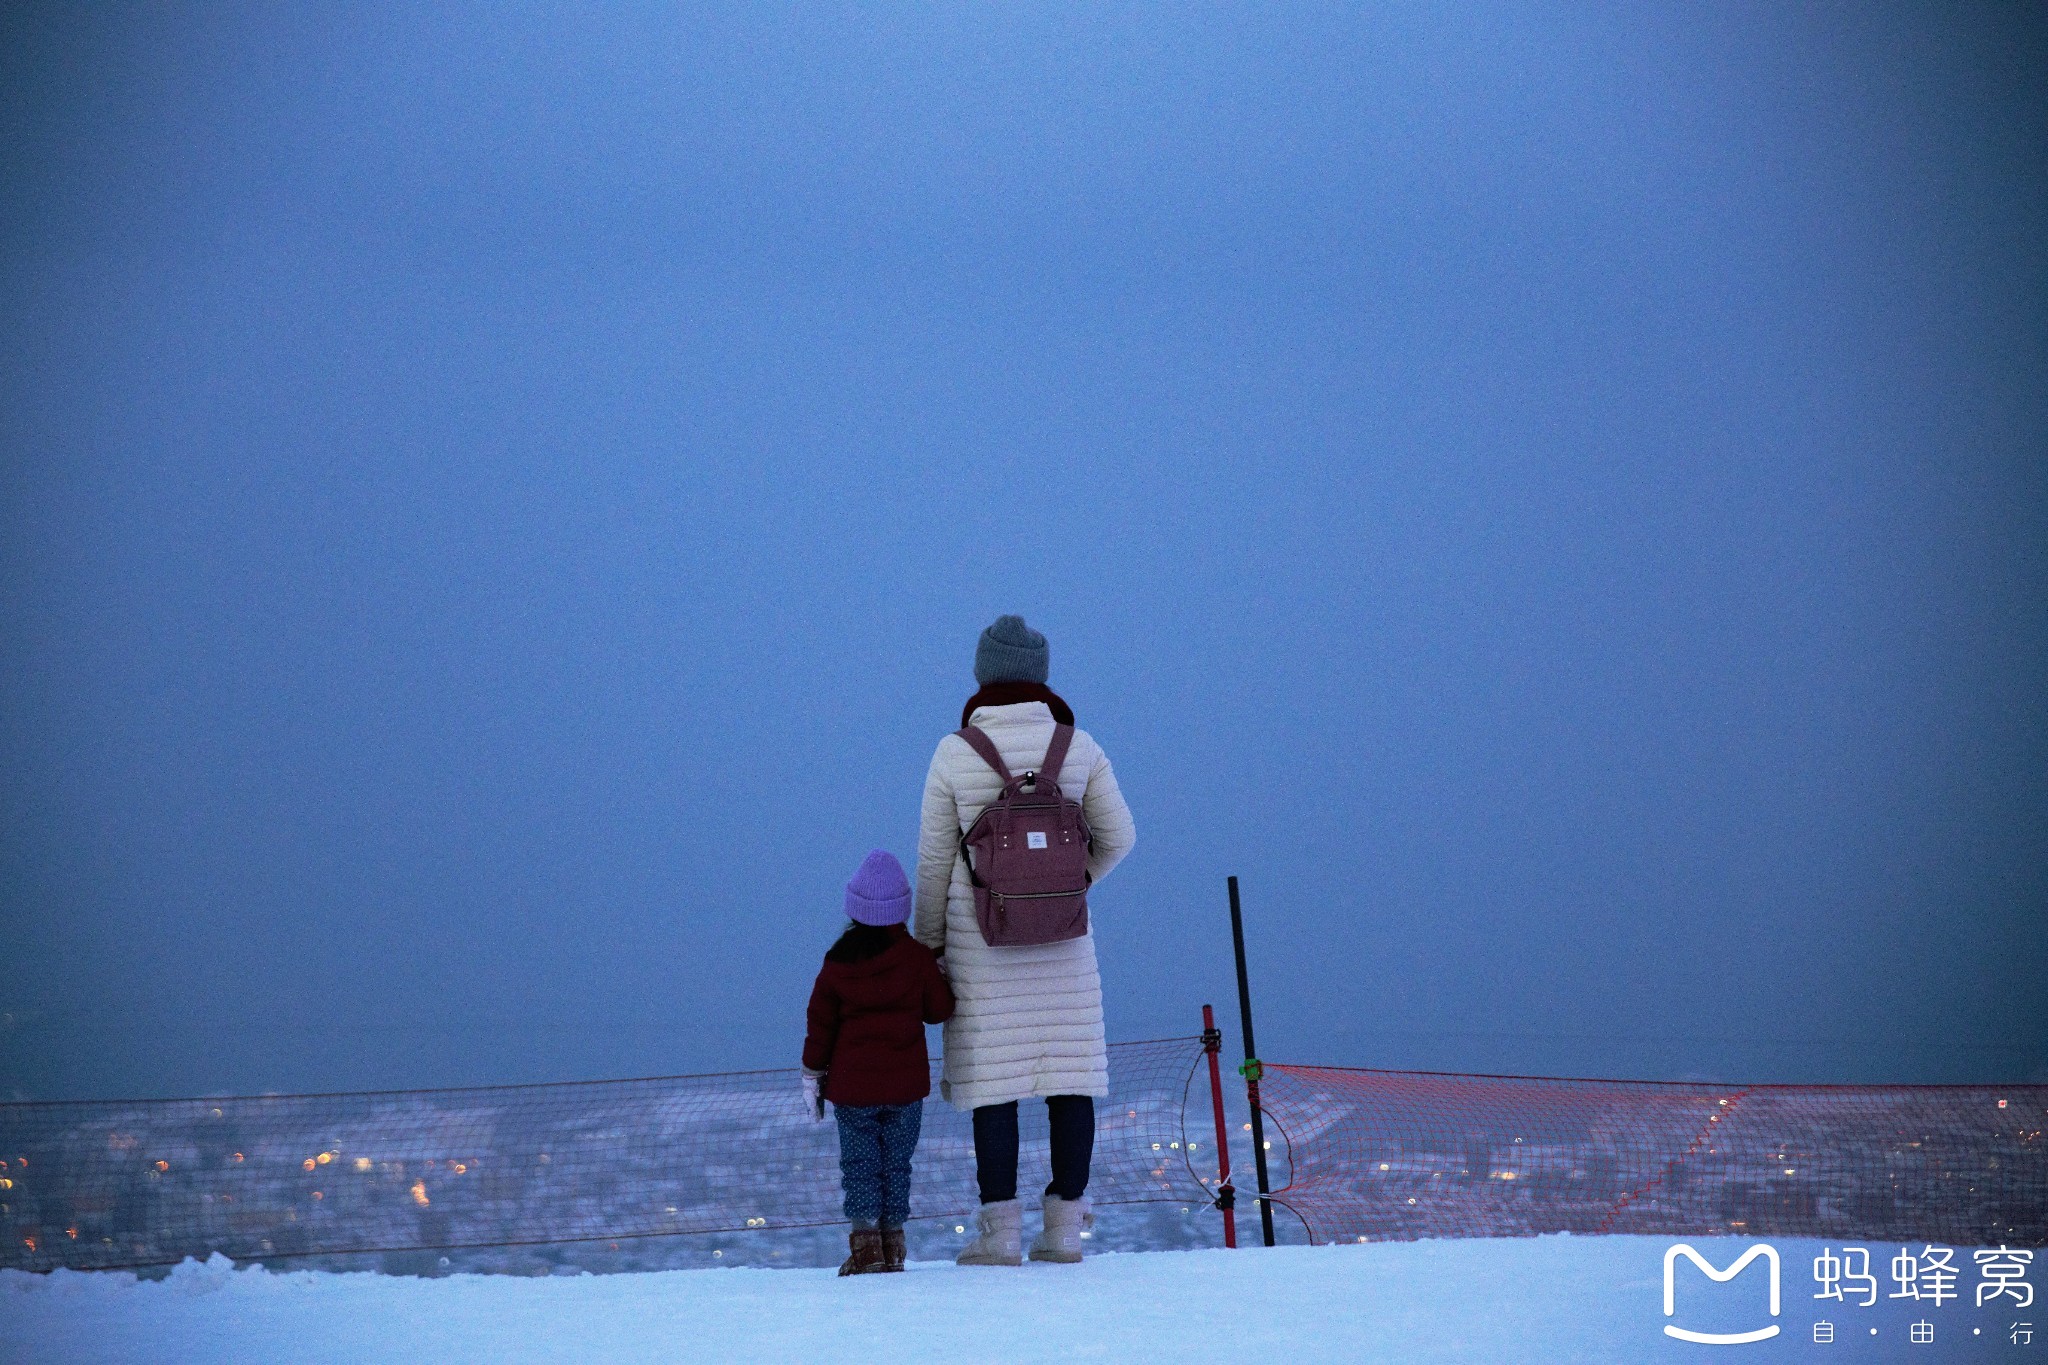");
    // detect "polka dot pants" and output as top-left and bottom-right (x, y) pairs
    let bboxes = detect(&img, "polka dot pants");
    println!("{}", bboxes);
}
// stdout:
(833, 1101), (922, 1227)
